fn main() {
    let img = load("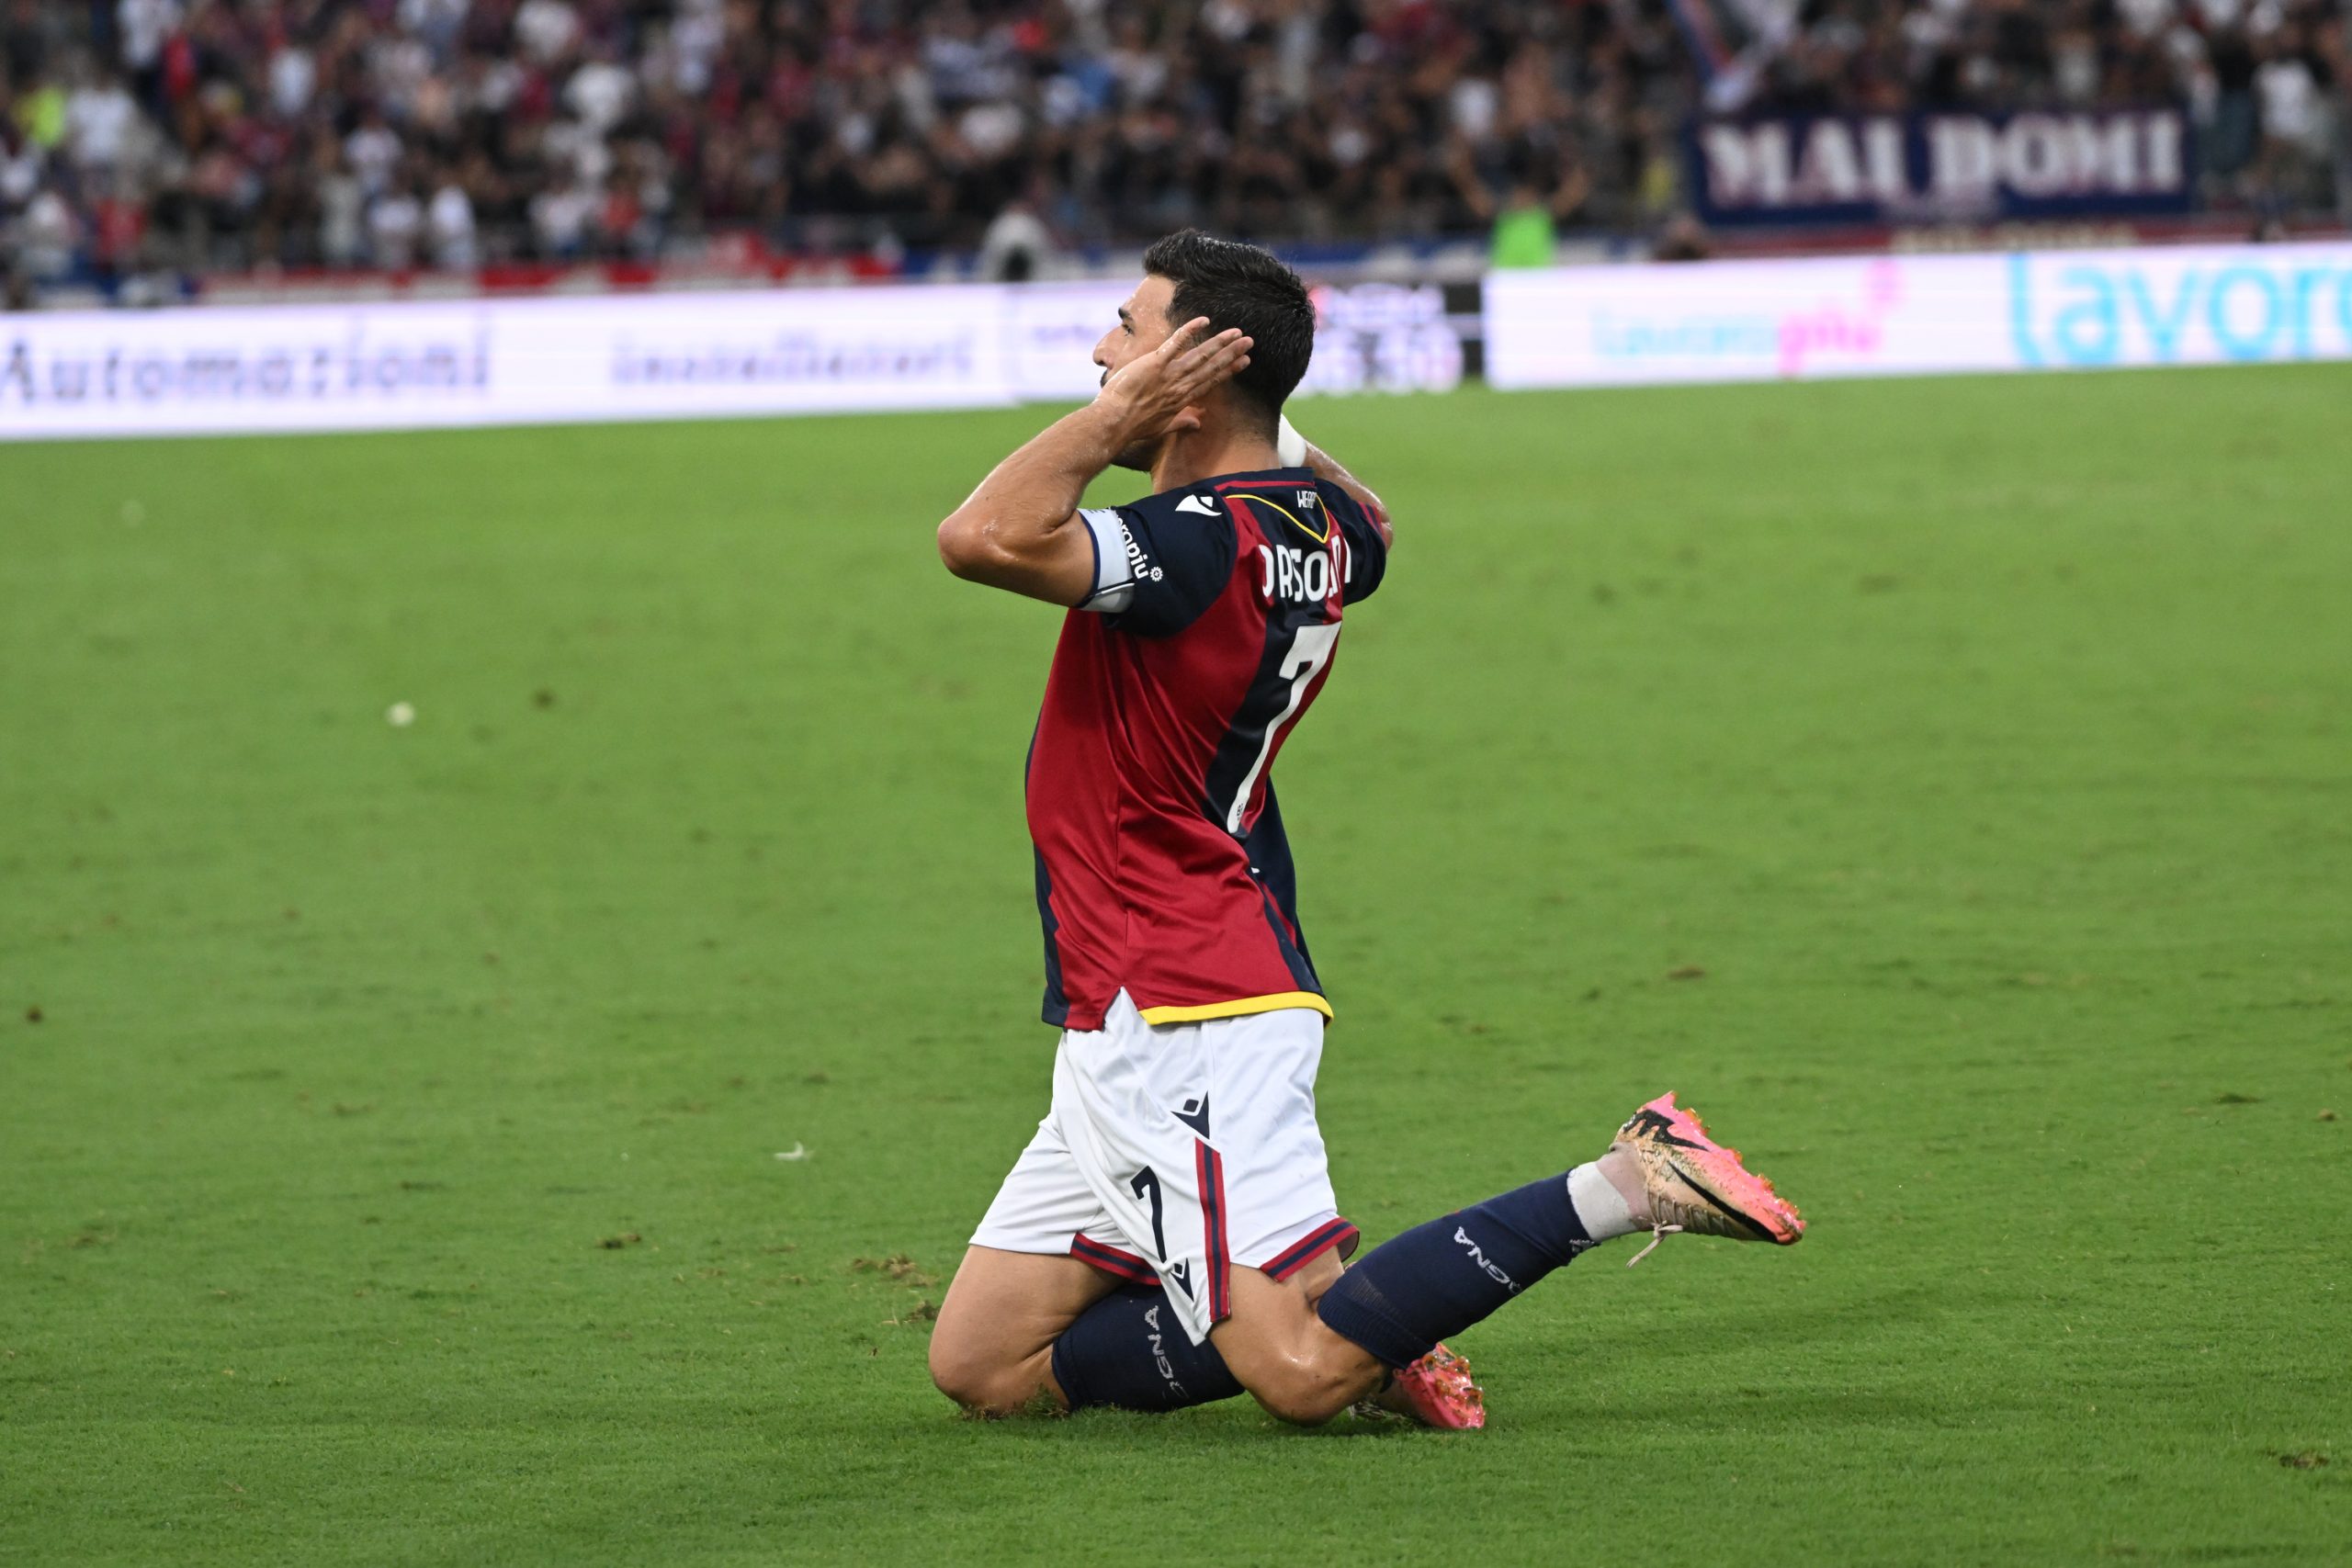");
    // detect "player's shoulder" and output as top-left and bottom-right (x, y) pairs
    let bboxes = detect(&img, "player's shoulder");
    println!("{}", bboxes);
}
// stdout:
(1098, 476), (1239, 581)
(1106, 467), (1383, 597)
(1118, 475), (1237, 528)
(1155, 467), (1344, 543)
